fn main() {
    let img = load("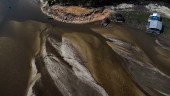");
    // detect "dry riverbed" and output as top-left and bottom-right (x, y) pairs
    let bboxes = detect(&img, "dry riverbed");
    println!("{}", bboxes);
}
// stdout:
(1, 0), (170, 95)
